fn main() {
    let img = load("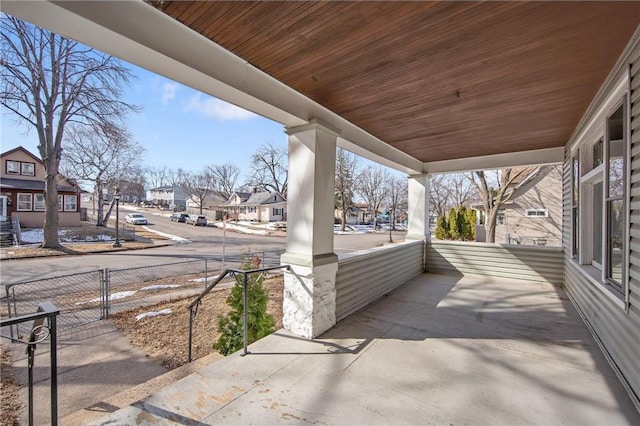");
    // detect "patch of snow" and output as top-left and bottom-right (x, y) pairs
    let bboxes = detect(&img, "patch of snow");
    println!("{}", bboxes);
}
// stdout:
(75, 290), (137, 305)
(20, 229), (44, 243)
(140, 226), (190, 243)
(189, 276), (219, 283)
(140, 284), (181, 291)
(213, 222), (269, 236)
(20, 228), (113, 243)
(135, 308), (172, 321)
